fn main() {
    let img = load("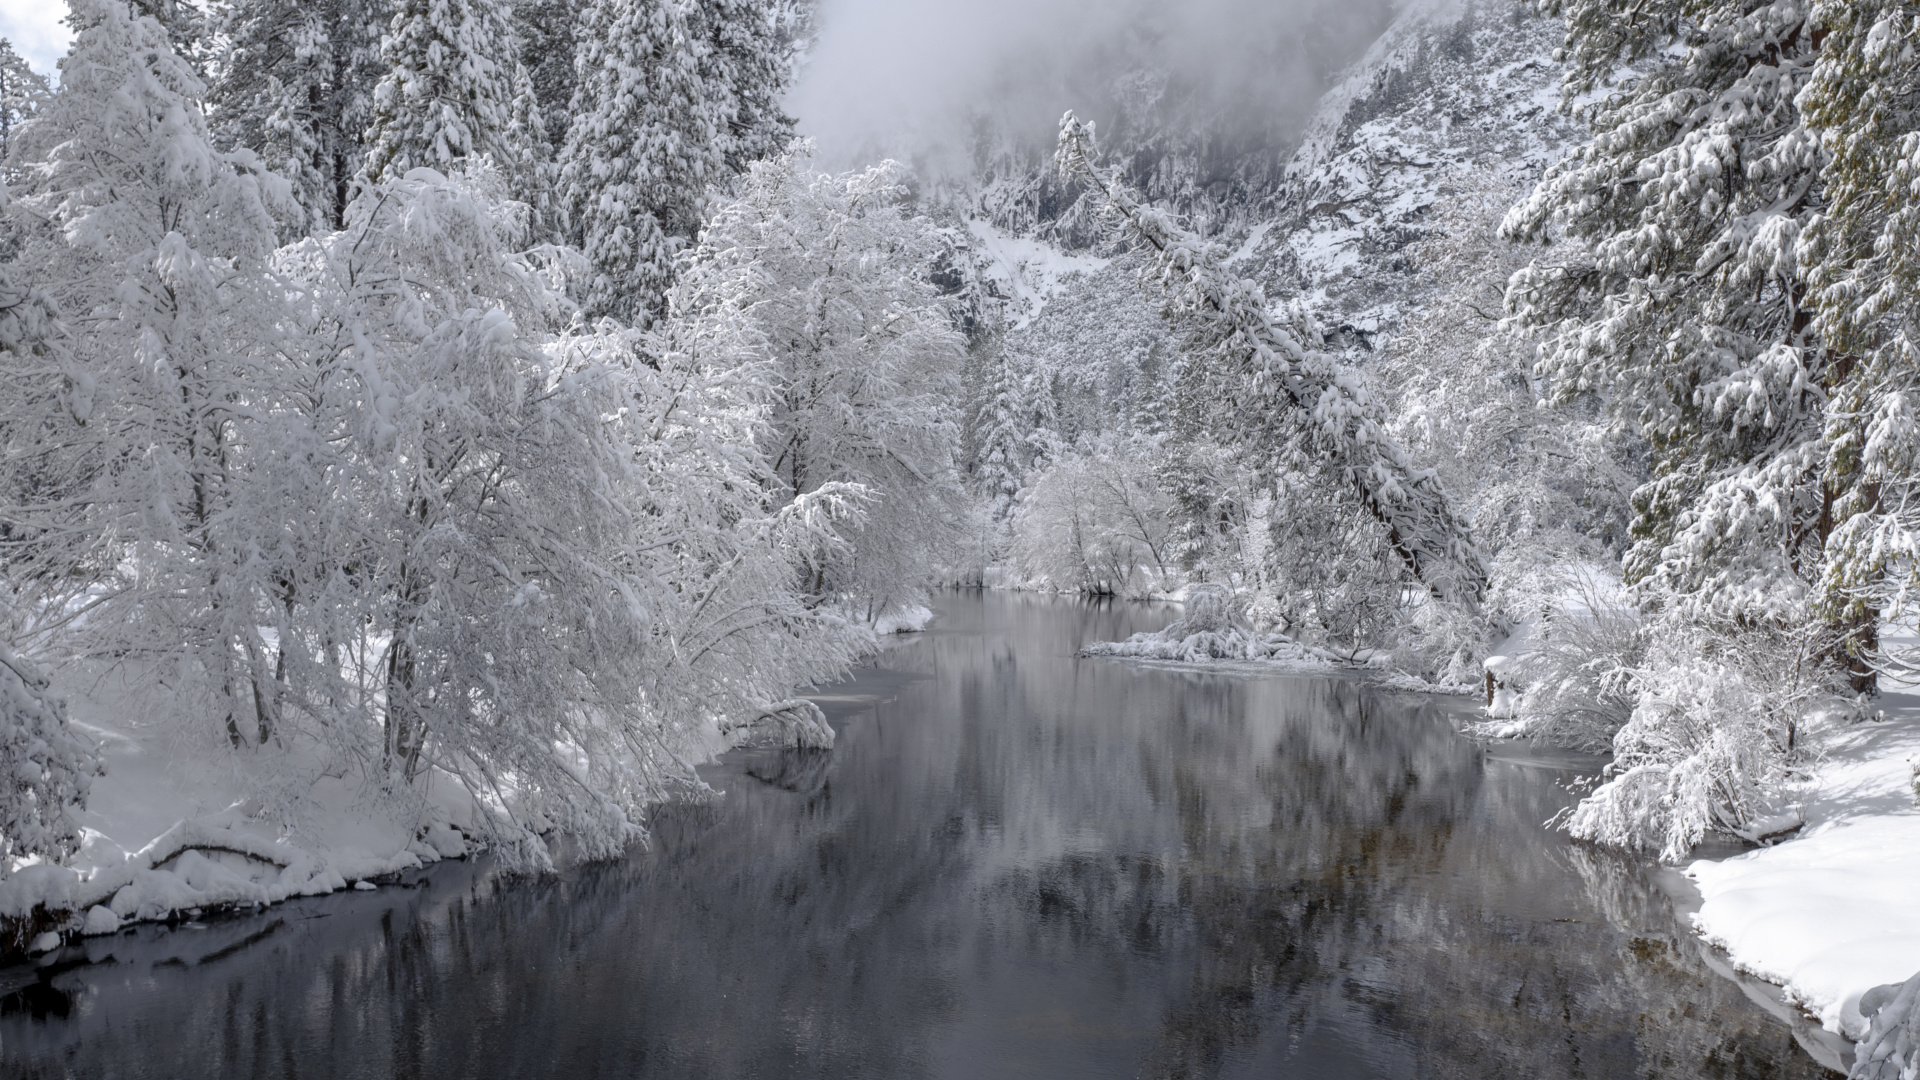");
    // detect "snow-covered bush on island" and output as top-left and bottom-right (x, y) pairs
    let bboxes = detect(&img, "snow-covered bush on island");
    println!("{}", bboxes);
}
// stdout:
(1081, 582), (1337, 666)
